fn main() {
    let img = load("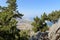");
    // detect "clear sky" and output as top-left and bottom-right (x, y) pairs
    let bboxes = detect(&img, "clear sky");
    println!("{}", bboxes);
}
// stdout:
(0, 0), (60, 20)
